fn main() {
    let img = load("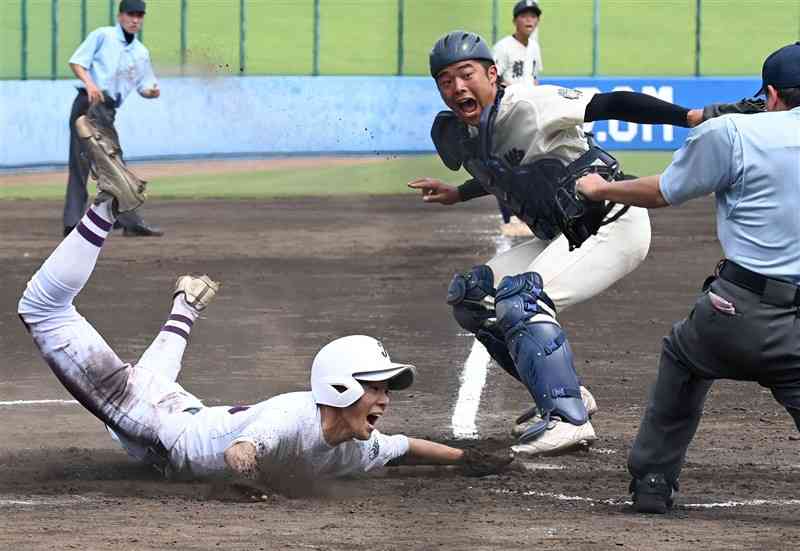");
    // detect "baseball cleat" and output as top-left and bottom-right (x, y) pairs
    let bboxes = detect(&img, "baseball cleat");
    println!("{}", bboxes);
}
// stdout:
(511, 386), (599, 438)
(630, 473), (676, 514)
(174, 274), (220, 311)
(511, 419), (597, 456)
(76, 115), (147, 213)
